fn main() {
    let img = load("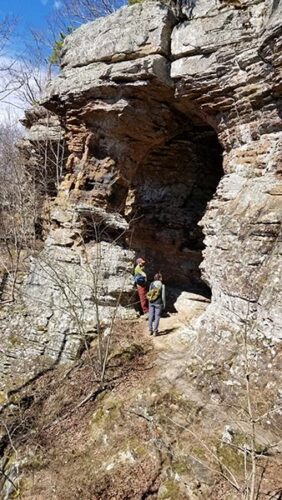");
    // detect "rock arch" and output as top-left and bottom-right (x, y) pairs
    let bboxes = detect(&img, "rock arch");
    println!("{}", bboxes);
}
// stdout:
(1, 0), (281, 391)
(127, 122), (223, 295)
